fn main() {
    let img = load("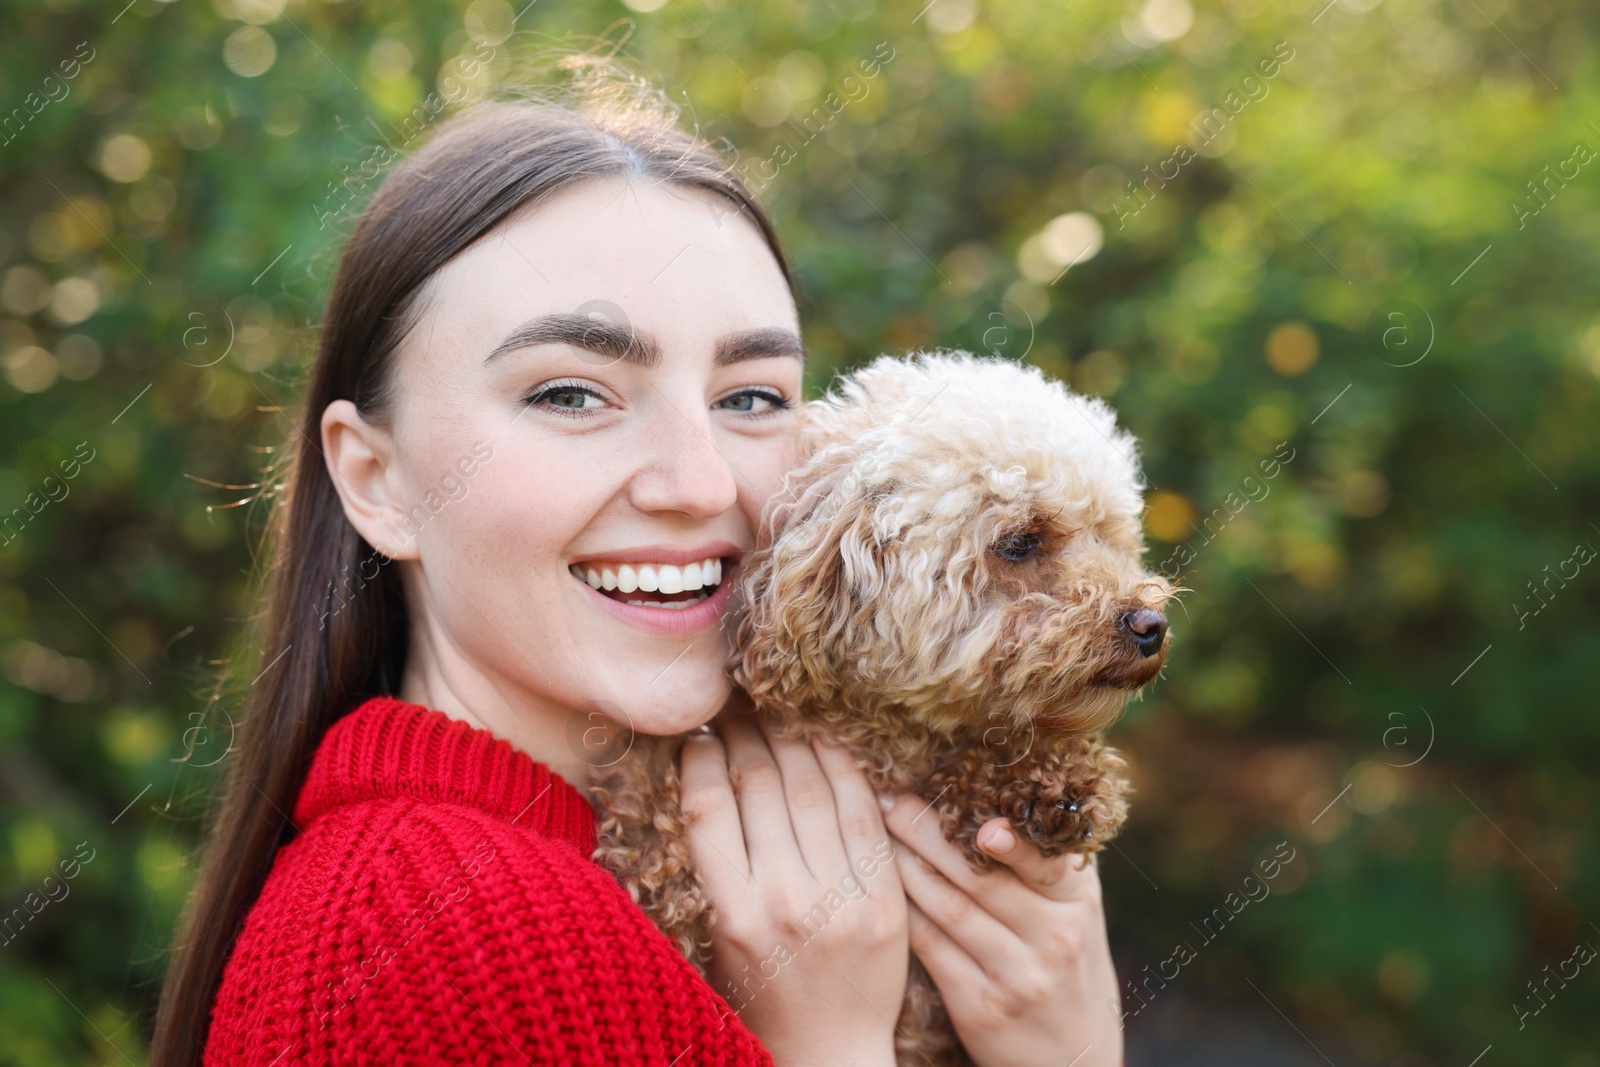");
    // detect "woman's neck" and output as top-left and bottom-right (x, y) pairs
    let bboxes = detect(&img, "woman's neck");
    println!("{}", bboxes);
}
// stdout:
(399, 647), (599, 791)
